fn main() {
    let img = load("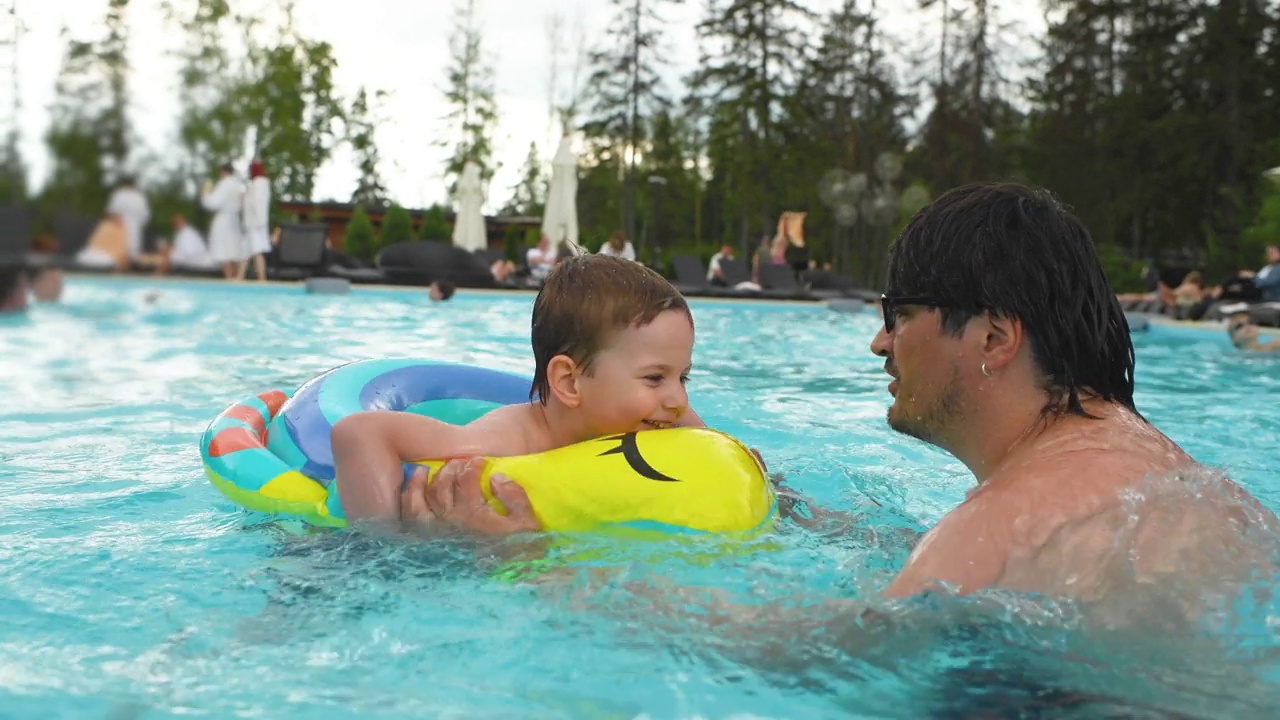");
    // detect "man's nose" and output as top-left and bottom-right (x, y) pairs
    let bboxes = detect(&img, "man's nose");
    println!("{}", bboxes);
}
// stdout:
(870, 325), (891, 358)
